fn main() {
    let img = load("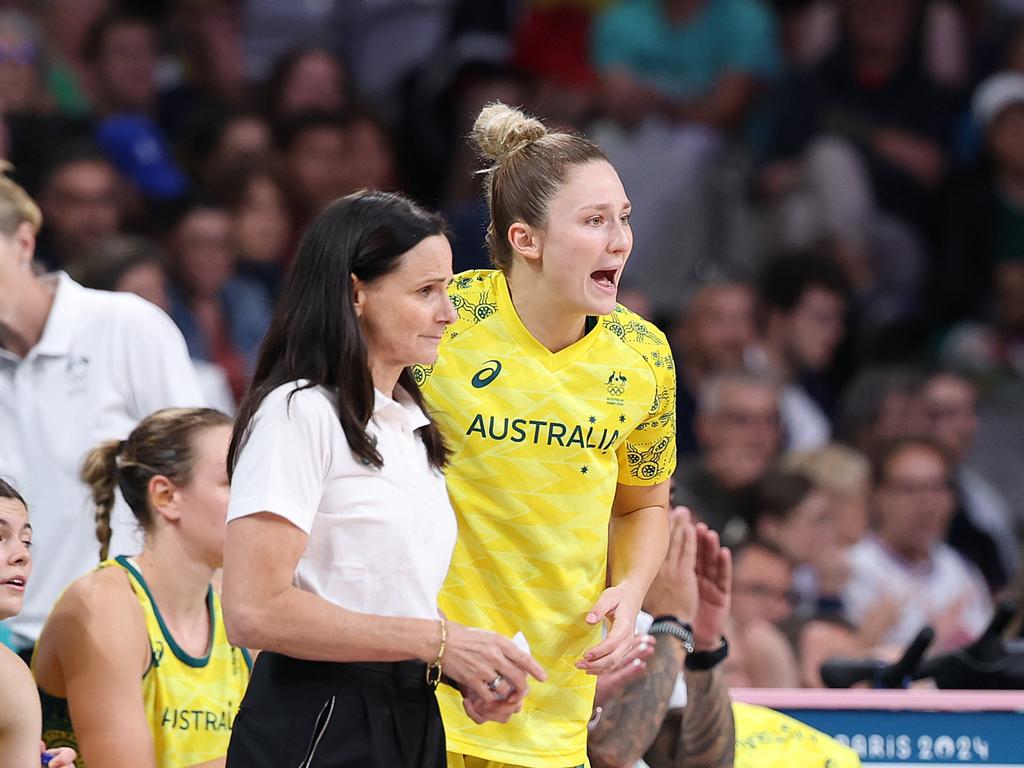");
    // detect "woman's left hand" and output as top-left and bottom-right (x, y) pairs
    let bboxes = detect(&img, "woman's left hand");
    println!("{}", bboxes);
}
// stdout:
(461, 690), (525, 724)
(576, 583), (644, 674)
(40, 742), (77, 767)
